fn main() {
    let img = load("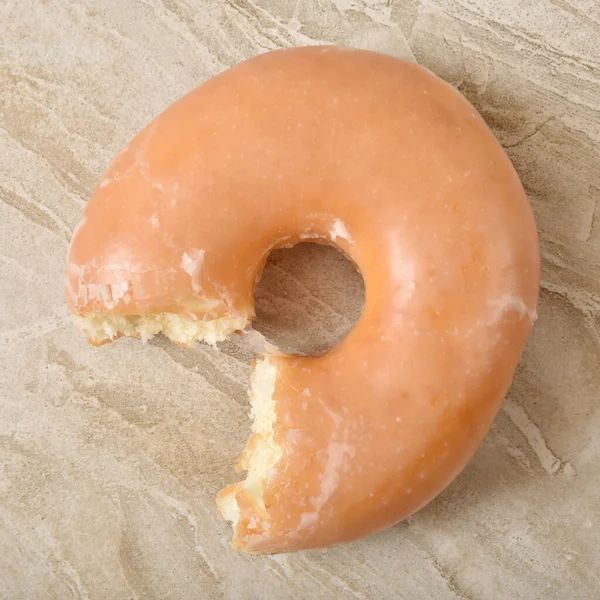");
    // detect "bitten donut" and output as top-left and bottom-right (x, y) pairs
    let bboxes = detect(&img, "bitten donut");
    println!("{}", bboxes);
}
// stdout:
(66, 46), (540, 554)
